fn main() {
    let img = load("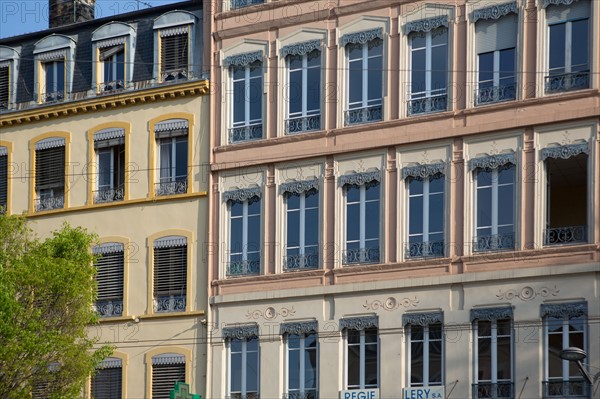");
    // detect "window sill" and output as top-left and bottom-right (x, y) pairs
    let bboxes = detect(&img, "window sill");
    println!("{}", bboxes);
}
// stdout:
(140, 310), (205, 320)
